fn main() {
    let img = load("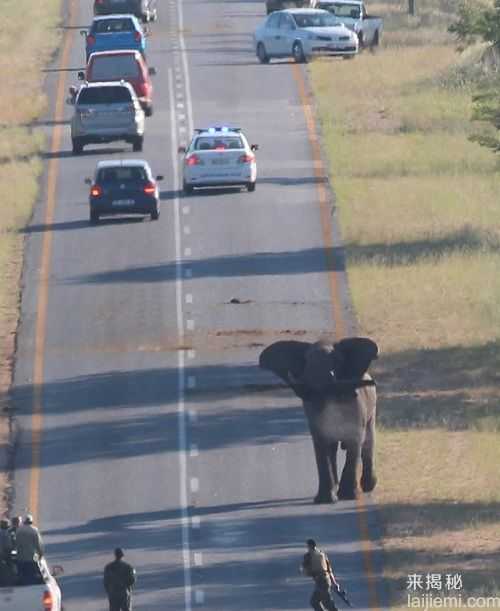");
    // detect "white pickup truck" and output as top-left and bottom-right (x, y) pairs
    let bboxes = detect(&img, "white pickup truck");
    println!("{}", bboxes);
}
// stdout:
(312, 0), (383, 47)
(0, 557), (63, 610)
